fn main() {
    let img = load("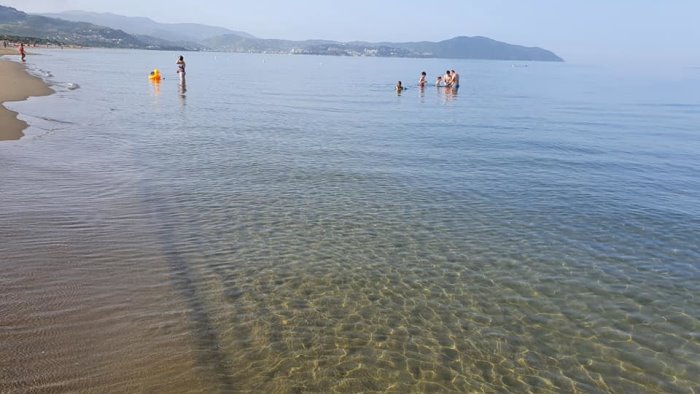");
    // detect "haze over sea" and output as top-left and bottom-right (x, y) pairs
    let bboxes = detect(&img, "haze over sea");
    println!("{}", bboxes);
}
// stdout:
(2, 49), (699, 393)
